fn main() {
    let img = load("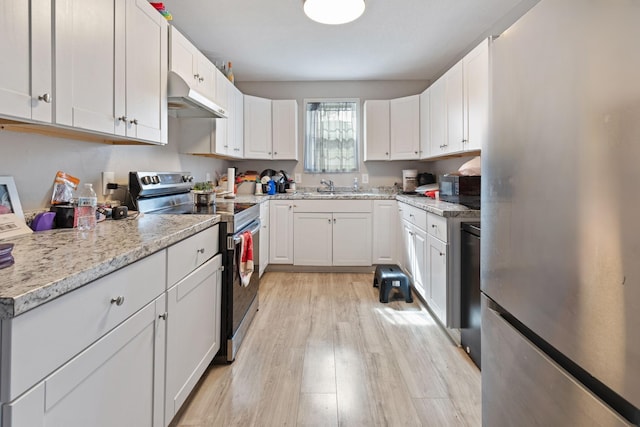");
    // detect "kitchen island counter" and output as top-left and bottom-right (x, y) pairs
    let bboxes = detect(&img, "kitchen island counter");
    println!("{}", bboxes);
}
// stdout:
(0, 214), (220, 319)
